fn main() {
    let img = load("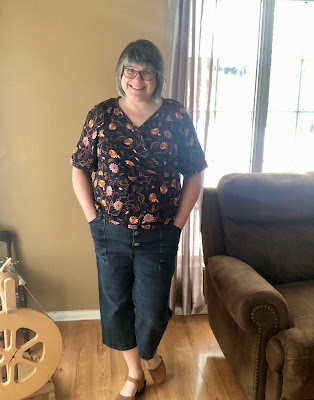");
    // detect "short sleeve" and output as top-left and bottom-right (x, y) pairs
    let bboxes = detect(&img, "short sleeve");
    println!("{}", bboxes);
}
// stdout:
(176, 105), (208, 177)
(69, 108), (98, 173)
